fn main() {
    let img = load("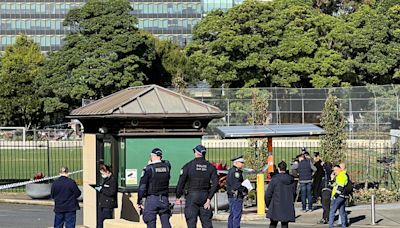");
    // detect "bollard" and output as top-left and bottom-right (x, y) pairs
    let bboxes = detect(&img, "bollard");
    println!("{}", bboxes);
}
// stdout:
(371, 194), (376, 225)
(257, 173), (265, 215)
(214, 192), (218, 214)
